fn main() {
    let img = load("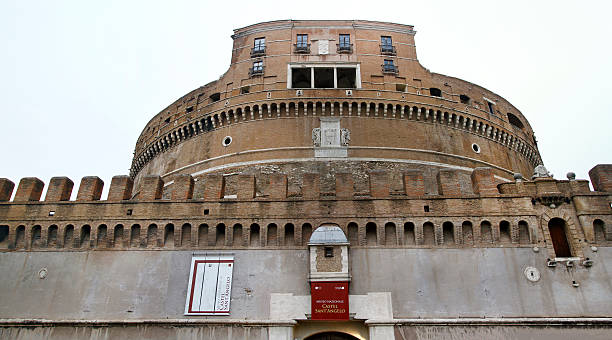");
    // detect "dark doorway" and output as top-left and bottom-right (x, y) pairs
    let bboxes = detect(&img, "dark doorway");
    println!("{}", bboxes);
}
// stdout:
(305, 332), (359, 340)
(548, 218), (572, 257)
